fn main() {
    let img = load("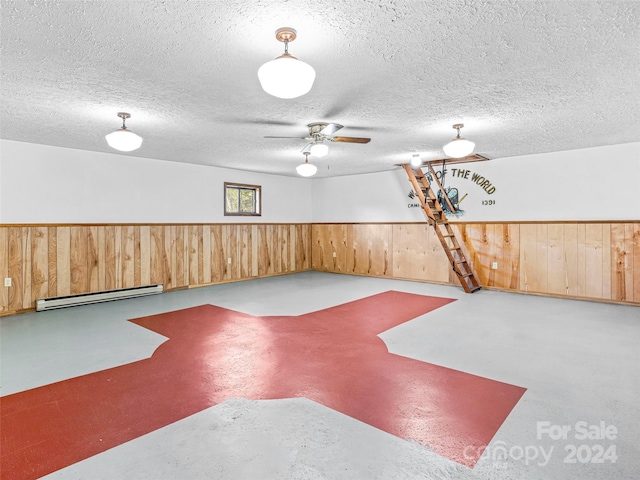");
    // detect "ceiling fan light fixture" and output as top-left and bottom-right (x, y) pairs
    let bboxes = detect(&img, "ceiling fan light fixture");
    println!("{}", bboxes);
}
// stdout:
(296, 153), (317, 177)
(309, 141), (329, 157)
(443, 124), (475, 158)
(105, 112), (143, 152)
(258, 28), (316, 99)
